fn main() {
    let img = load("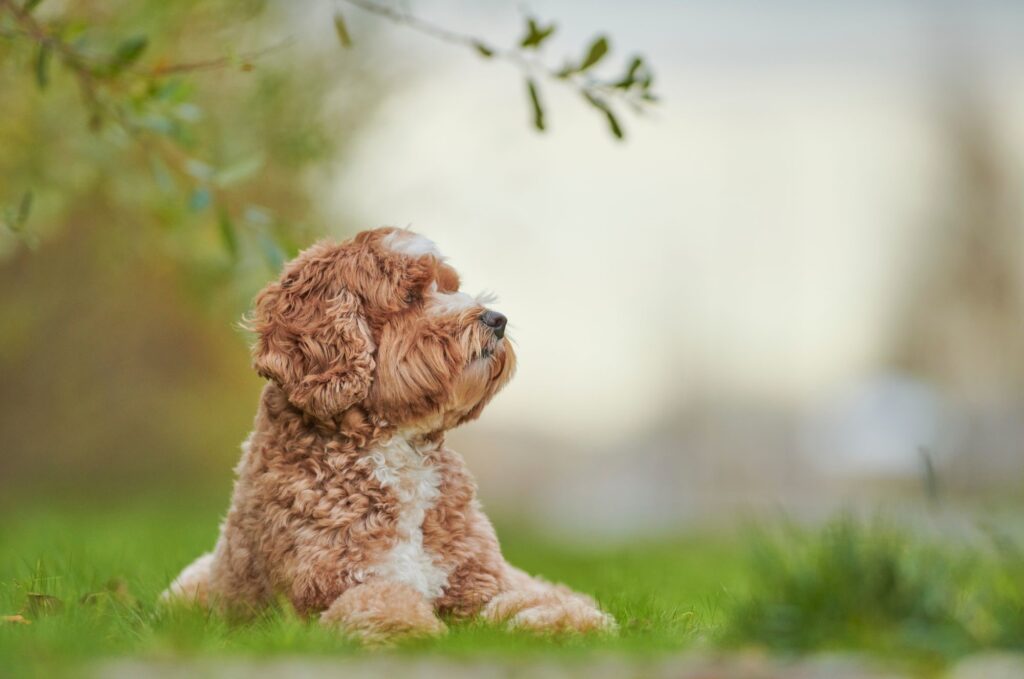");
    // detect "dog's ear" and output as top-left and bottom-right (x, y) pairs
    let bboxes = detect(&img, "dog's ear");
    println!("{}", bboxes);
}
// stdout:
(249, 252), (375, 422)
